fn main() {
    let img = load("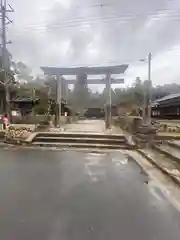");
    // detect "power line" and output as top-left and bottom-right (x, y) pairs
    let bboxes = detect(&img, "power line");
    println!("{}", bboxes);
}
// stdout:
(40, 3), (112, 12)
(16, 6), (179, 27)
(10, 17), (180, 38)
(38, 2), (173, 17)
(8, 8), (180, 37)
(9, 14), (137, 36)
(14, 13), (135, 29)
(10, 13), (141, 30)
